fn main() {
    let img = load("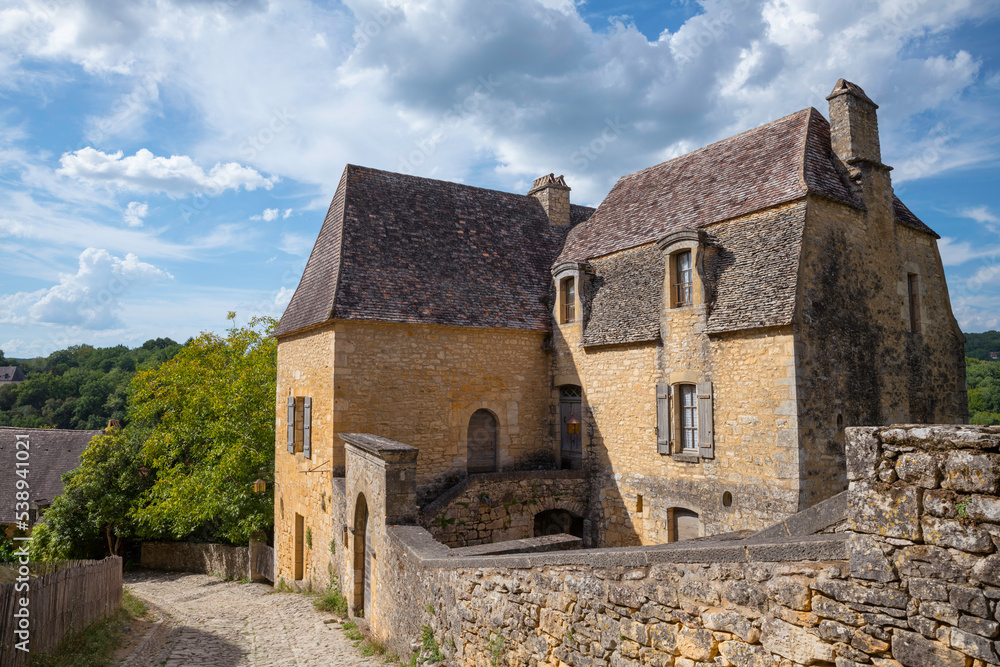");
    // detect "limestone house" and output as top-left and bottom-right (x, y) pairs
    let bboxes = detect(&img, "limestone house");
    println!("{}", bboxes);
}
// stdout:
(272, 79), (966, 586)
(0, 365), (25, 386)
